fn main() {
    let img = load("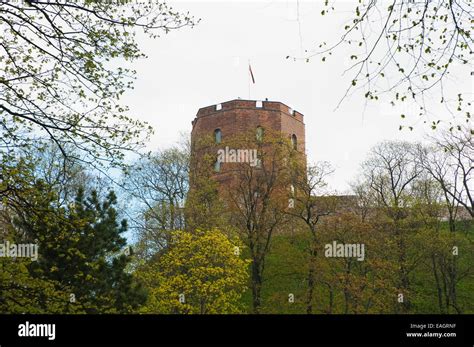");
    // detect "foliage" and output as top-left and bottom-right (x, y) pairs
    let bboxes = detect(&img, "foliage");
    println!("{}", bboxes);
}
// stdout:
(123, 144), (189, 258)
(2, 180), (70, 315)
(136, 229), (249, 314)
(287, 161), (337, 313)
(220, 129), (301, 312)
(3, 161), (146, 313)
(185, 134), (228, 232)
(0, 0), (197, 167)
(0, 252), (72, 313)
(294, 1), (472, 127)
(418, 126), (473, 219)
(253, 219), (473, 314)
